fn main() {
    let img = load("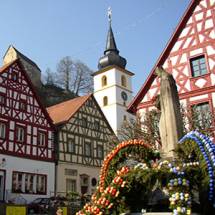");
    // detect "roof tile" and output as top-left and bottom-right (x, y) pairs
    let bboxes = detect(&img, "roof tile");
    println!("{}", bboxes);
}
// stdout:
(47, 94), (91, 125)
